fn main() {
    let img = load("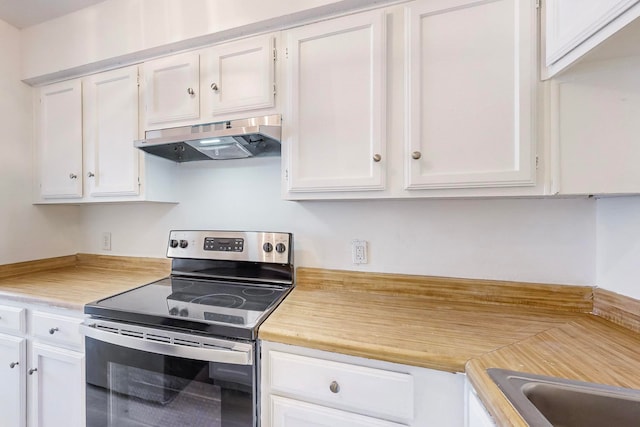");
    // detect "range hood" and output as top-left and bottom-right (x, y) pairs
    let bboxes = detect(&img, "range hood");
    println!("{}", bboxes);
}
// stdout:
(134, 114), (281, 162)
